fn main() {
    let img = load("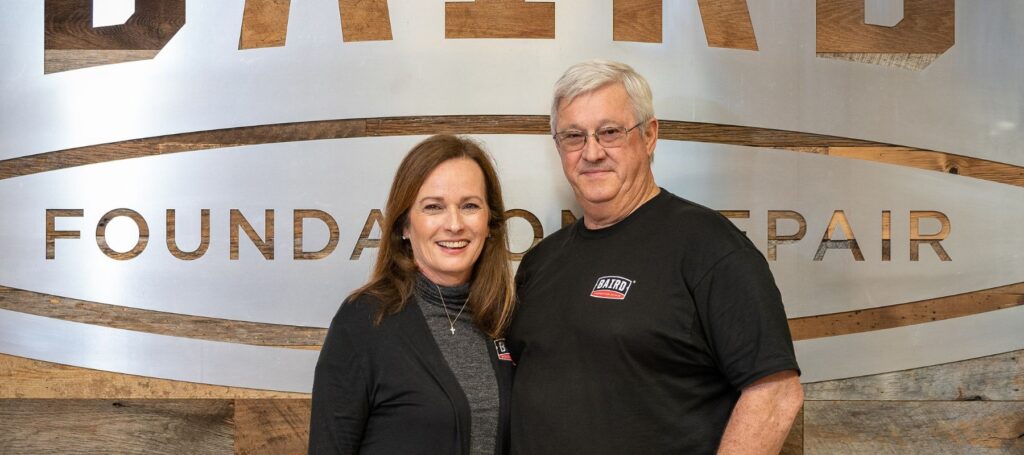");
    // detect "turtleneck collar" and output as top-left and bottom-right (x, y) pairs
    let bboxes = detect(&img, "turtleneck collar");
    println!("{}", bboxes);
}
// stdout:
(414, 273), (471, 313)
